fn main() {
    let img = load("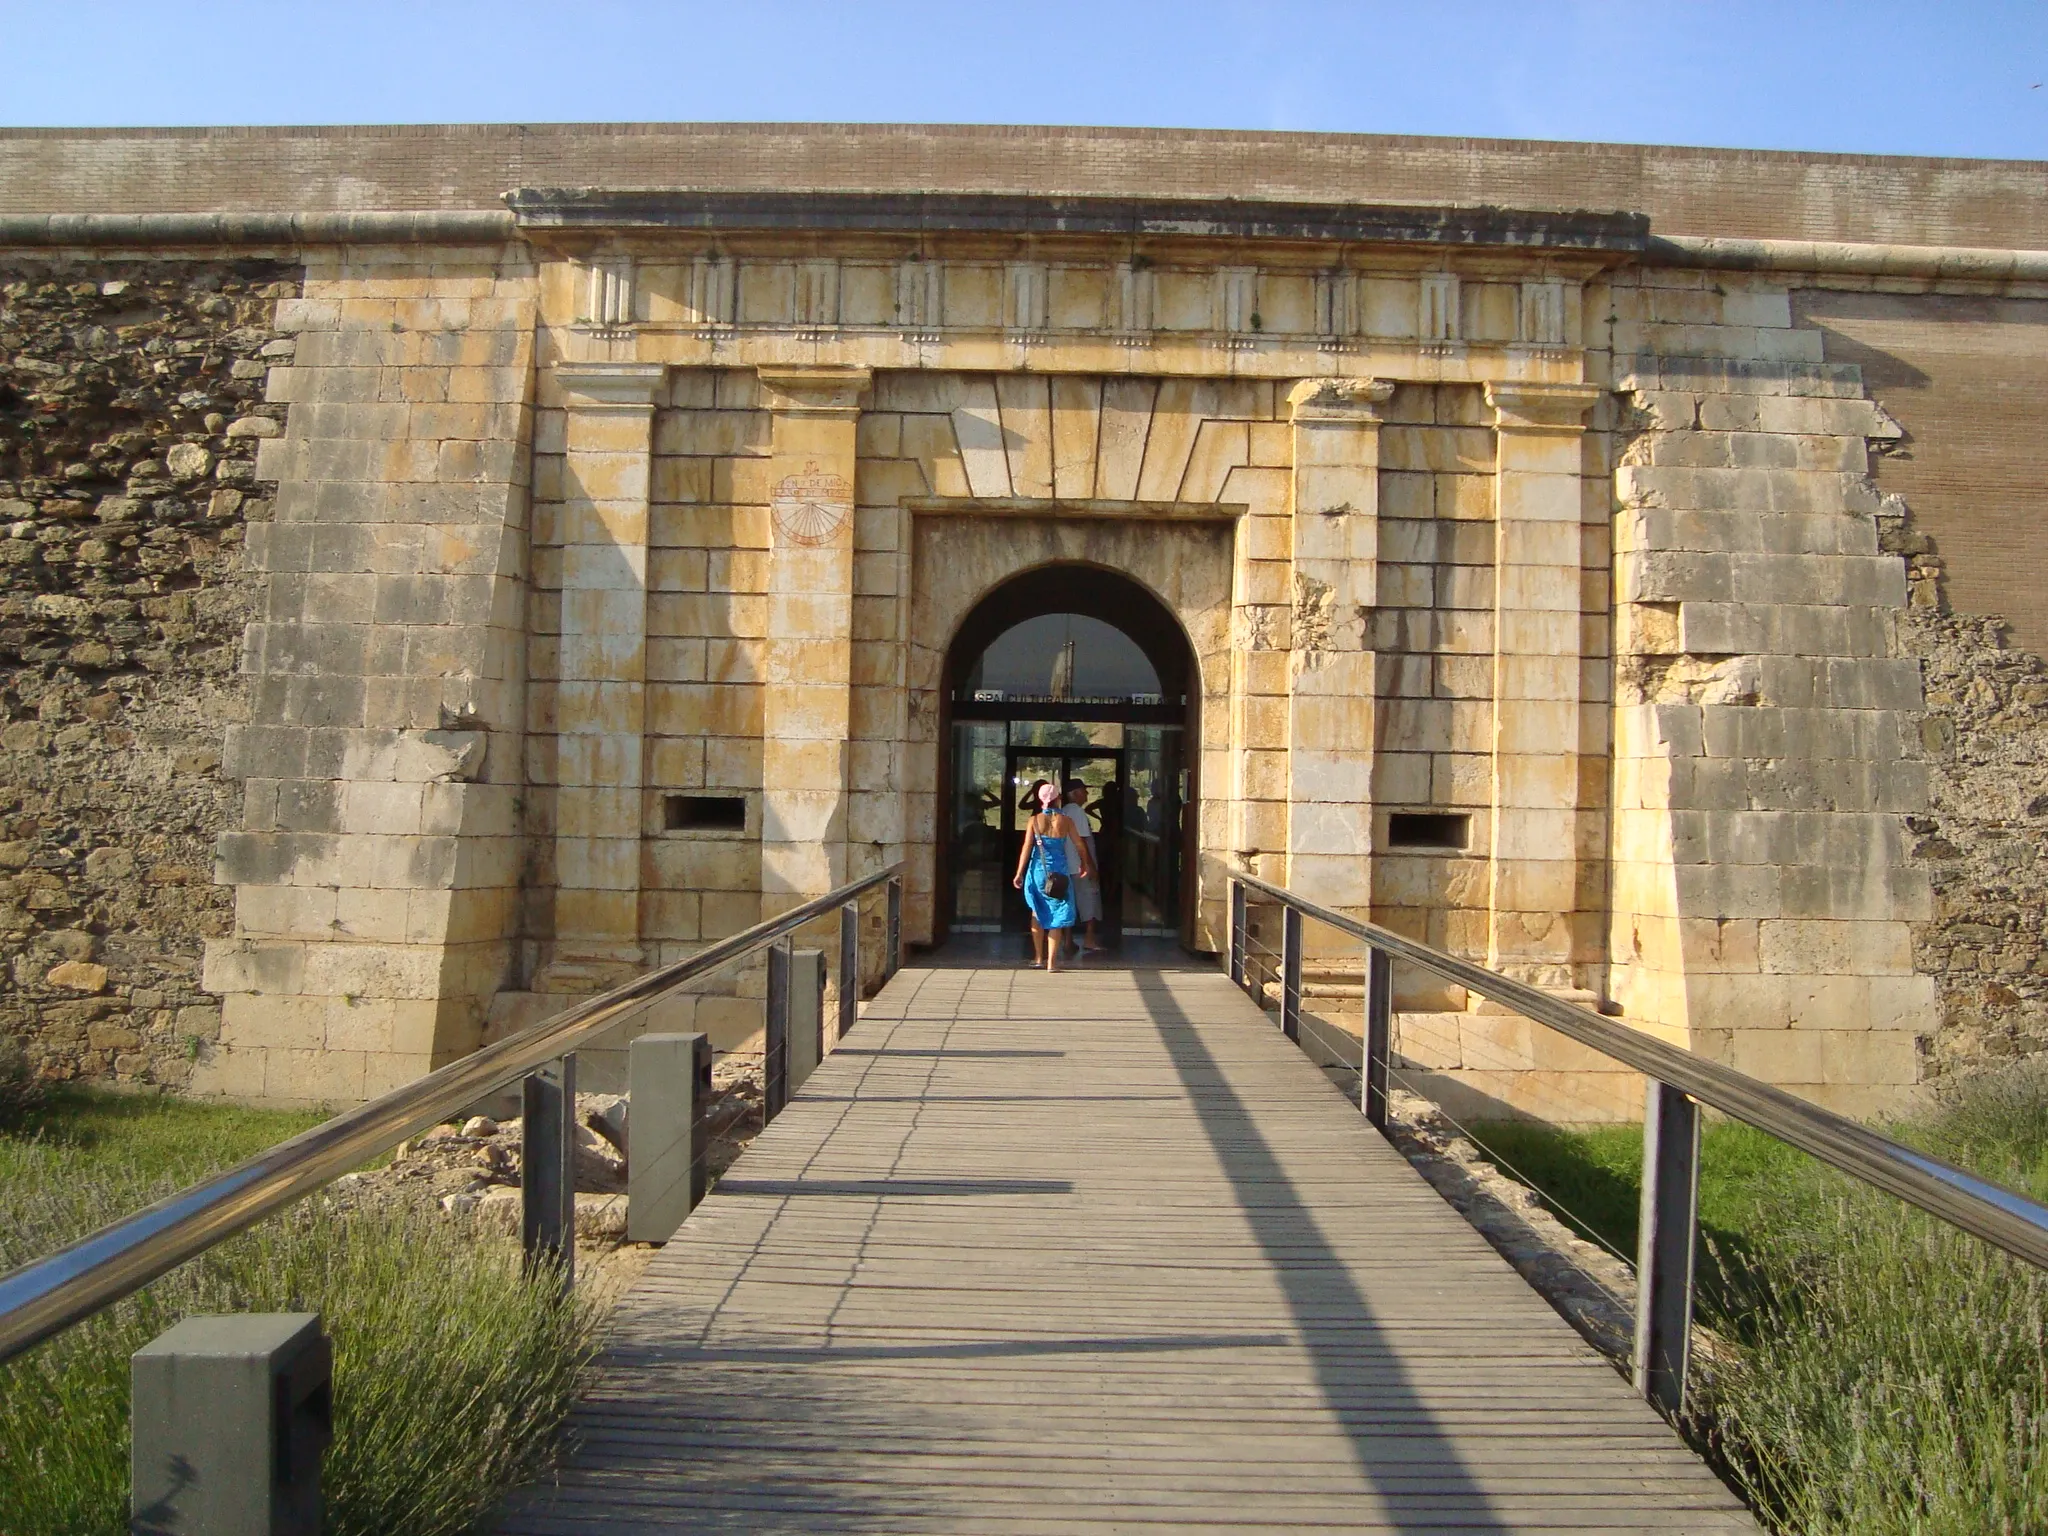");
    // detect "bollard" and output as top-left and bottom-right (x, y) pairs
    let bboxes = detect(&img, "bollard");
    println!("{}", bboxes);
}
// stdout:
(627, 1032), (712, 1243)
(523, 1054), (576, 1289)
(838, 899), (859, 1044)
(131, 1312), (331, 1536)
(790, 948), (826, 1091)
